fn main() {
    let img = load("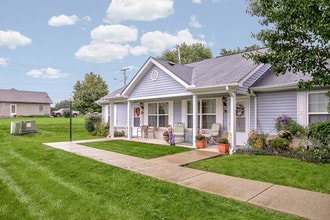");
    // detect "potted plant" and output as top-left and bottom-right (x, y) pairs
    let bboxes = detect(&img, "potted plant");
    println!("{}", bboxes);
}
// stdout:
(195, 130), (206, 149)
(217, 137), (230, 153)
(163, 130), (169, 142)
